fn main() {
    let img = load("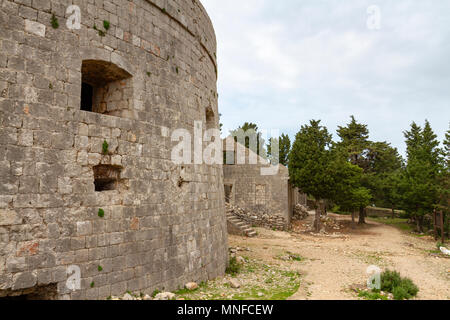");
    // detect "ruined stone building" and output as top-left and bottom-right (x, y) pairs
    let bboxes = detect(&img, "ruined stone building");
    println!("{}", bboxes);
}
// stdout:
(223, 137), (306, 231)
(0, 0), (228, 299)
